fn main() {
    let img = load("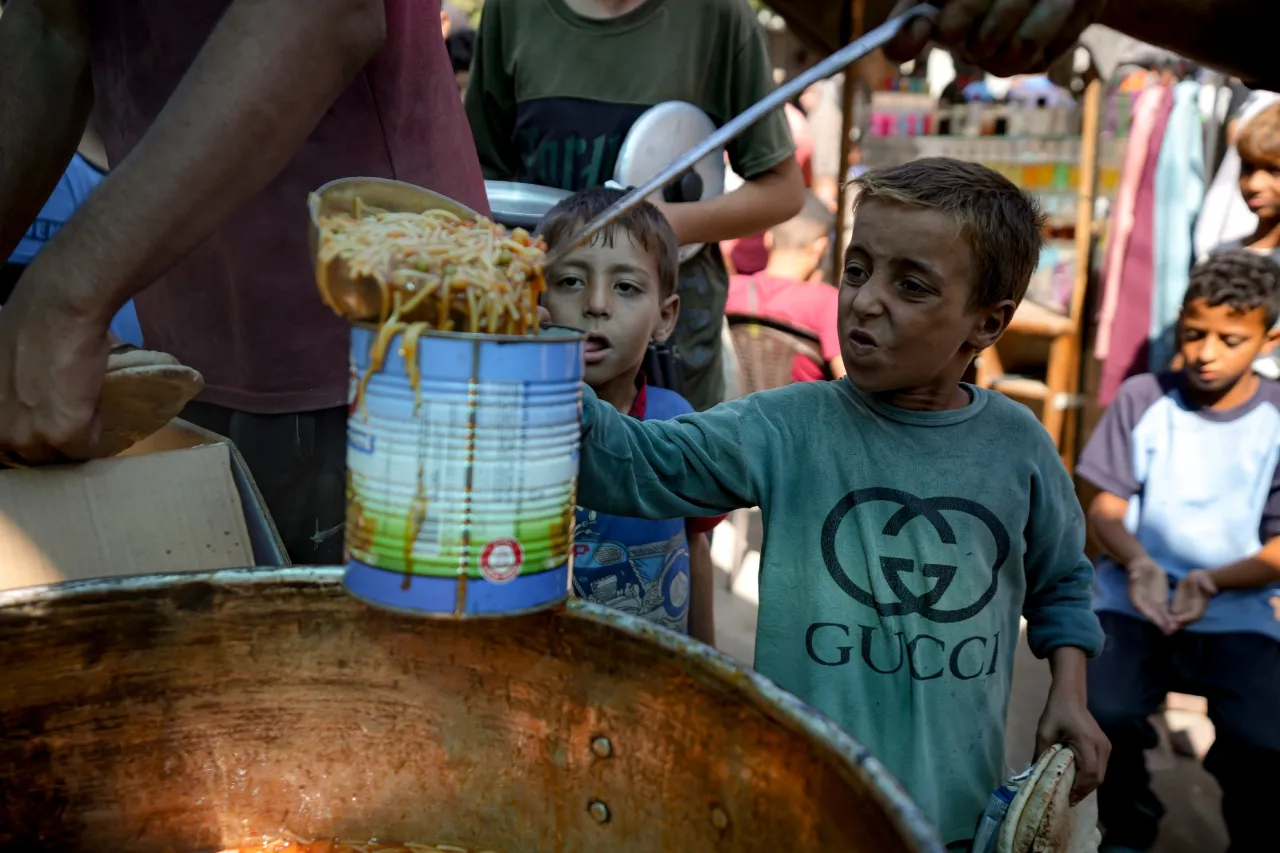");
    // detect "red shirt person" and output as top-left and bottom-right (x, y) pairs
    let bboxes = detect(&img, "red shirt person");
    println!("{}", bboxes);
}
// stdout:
(726, 193), (844, 383)
(0, 0), (486, 563)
